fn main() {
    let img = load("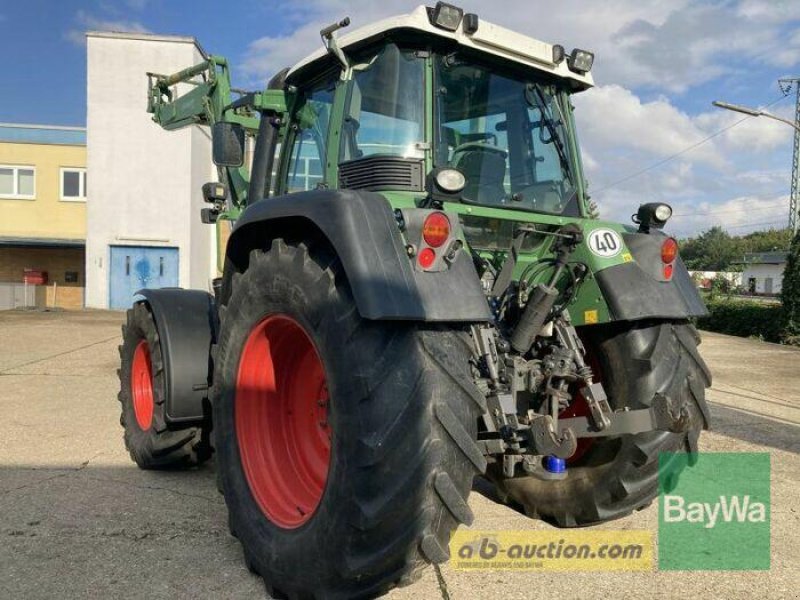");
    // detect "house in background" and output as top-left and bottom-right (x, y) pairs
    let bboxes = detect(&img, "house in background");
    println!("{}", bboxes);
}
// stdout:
(0, 123), (87, 309)
(740, 251), (787, 295)
(689, 270), (742, 291)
